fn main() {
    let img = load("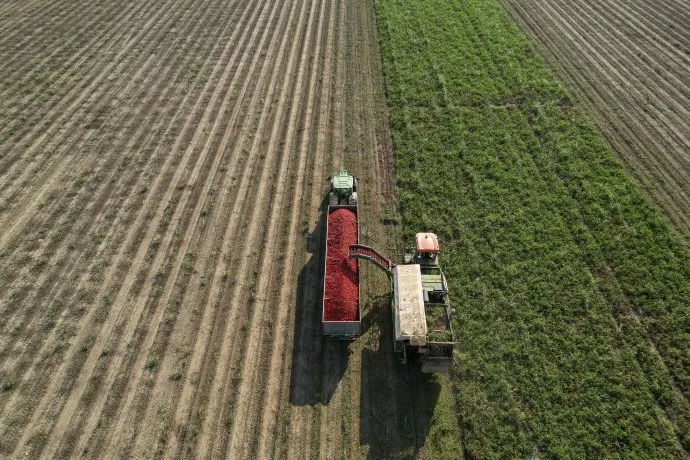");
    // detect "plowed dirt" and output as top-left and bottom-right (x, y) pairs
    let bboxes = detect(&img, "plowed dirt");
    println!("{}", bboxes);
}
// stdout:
(0, 0), (456, 458)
